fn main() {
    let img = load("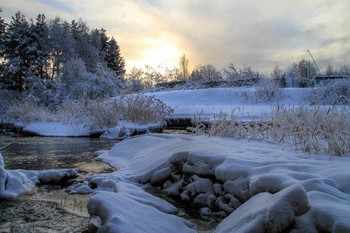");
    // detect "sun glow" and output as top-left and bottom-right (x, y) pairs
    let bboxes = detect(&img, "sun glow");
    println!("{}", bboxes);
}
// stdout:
(125, 39), (182, 71)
